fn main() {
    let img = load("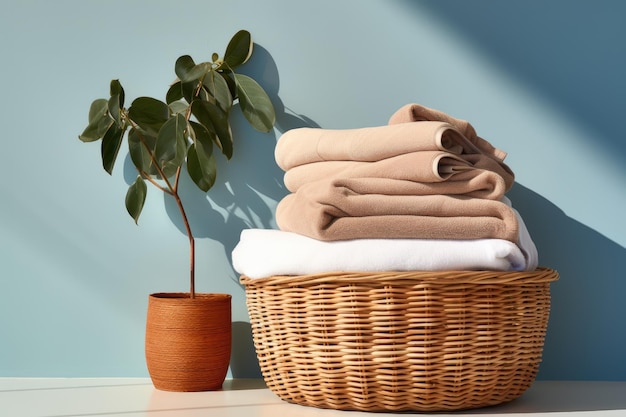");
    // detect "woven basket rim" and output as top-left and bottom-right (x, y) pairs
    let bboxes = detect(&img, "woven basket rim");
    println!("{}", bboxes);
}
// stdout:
(241, 266), (558, 286)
